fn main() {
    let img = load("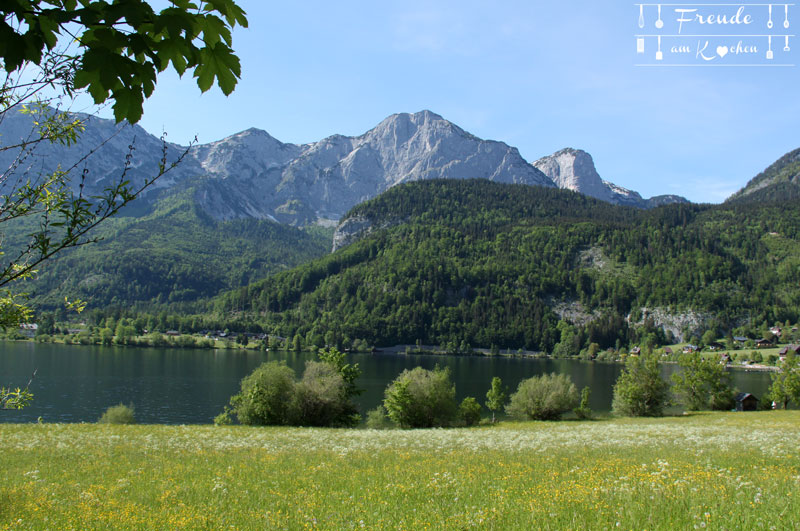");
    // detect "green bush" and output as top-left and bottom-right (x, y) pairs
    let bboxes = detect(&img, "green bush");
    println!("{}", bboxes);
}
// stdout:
(292, 361), (359, 427)
(384, 366), (457, 428)
(213, 410), (233, 426)
(229, 361), (297, 425)
(98, 403), (136, 424)
(226, 349), (361, 427)
(612, 354), (670, 417)
(459, 397), (482, 426)
(506, 373), (579, 421)
(365, 406), (391, 429)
